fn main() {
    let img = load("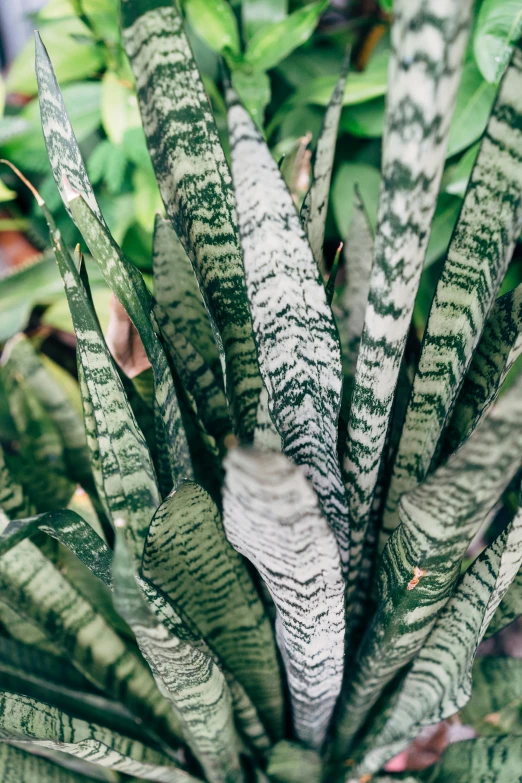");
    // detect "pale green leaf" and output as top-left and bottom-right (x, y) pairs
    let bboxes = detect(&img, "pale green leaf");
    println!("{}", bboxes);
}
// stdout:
(184, 0), (240, 56)
(0, 742), (102, 783)
(474, 0), (522, 83)
(460, 656), (522, 736)
(242, 0), (287, 40)
(447, 60), (496, 158)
